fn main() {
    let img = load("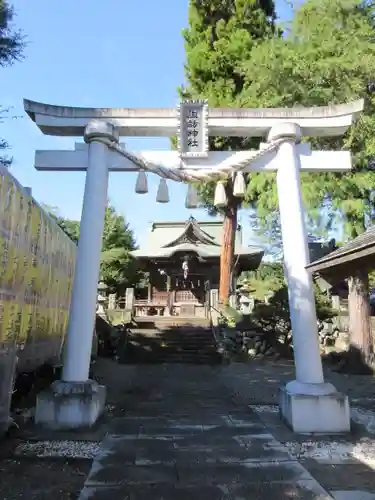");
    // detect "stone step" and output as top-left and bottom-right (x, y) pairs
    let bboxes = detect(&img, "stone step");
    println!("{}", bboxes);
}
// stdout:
(134, 358), (223, 365)
(129, 339), (217, 349)
(128, 347), (218, 356)
(135, 318), (211, 329)
(131, 328), (213, 334)
(124, 326), (221, 365)
(130, 328), (215, 336)
(128, 344), (216, 350)
(130, 334), (216, 344)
